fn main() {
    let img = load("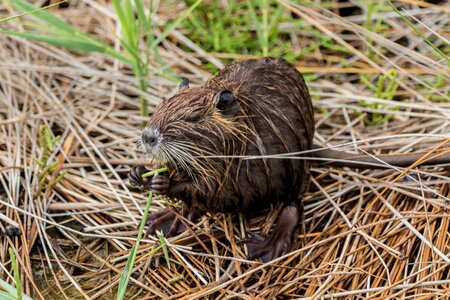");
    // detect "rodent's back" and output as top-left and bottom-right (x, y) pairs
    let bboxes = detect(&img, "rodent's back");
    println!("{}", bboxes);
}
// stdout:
(209, 58), (314, 143)
(207, 58), (315, 210)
